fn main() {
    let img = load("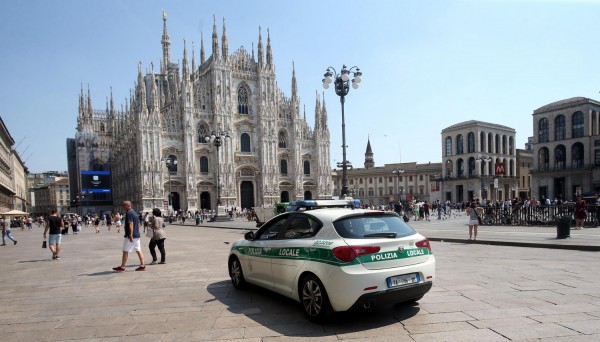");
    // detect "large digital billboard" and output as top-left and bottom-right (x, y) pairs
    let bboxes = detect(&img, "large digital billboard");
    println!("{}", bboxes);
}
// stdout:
(81, 171), (112, 193)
